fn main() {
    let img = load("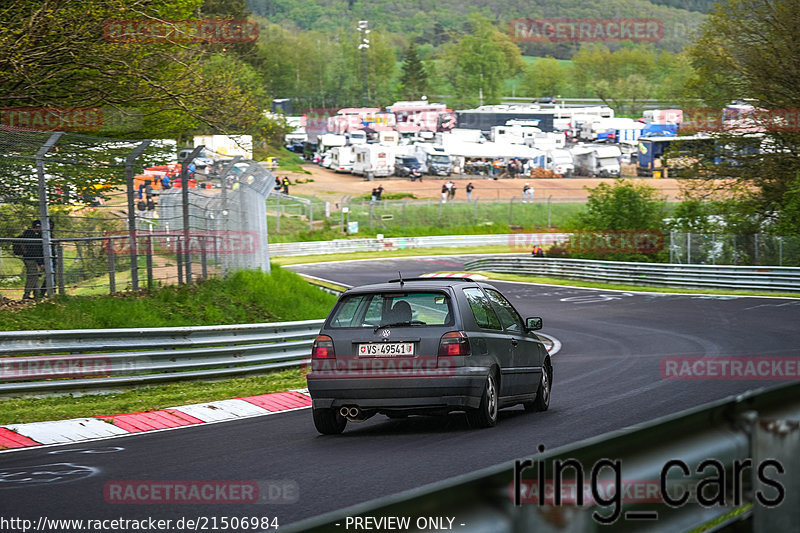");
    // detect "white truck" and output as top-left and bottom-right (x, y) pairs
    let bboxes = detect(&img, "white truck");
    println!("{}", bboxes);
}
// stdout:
(193, 135), (253, 159)
(570, 144), (621, 177)
(529, 149), (574, 176)
(351, 144), (395, 179)
(413, 144), (452, 176)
